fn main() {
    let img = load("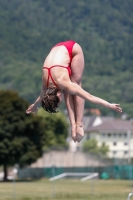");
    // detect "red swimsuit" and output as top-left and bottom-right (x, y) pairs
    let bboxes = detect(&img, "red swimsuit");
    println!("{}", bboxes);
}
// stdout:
(43, 40), (76, 88)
